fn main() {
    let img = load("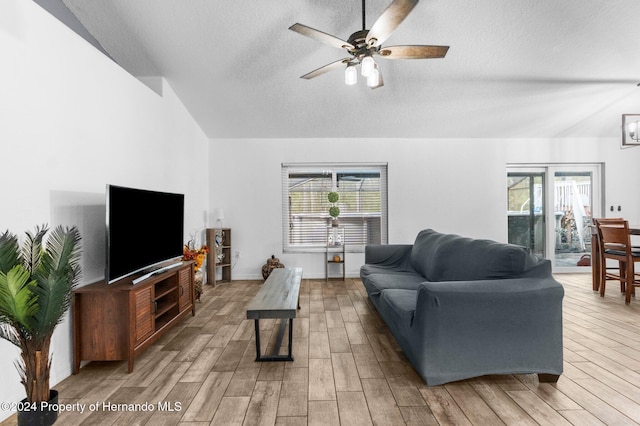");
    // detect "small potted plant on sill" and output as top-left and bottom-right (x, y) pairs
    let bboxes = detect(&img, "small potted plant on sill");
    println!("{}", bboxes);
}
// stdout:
(328, 191), (340, 227)
(0, 225), (81, 426)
